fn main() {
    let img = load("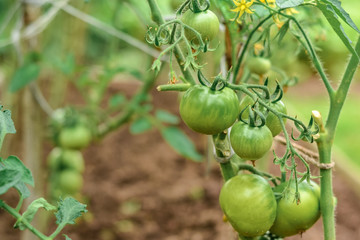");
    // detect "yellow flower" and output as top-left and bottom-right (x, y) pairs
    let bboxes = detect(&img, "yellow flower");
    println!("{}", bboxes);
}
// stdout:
(231, 0), (254, 23)
(254, 43), (264, 56)
(260, 0), (276, 8)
